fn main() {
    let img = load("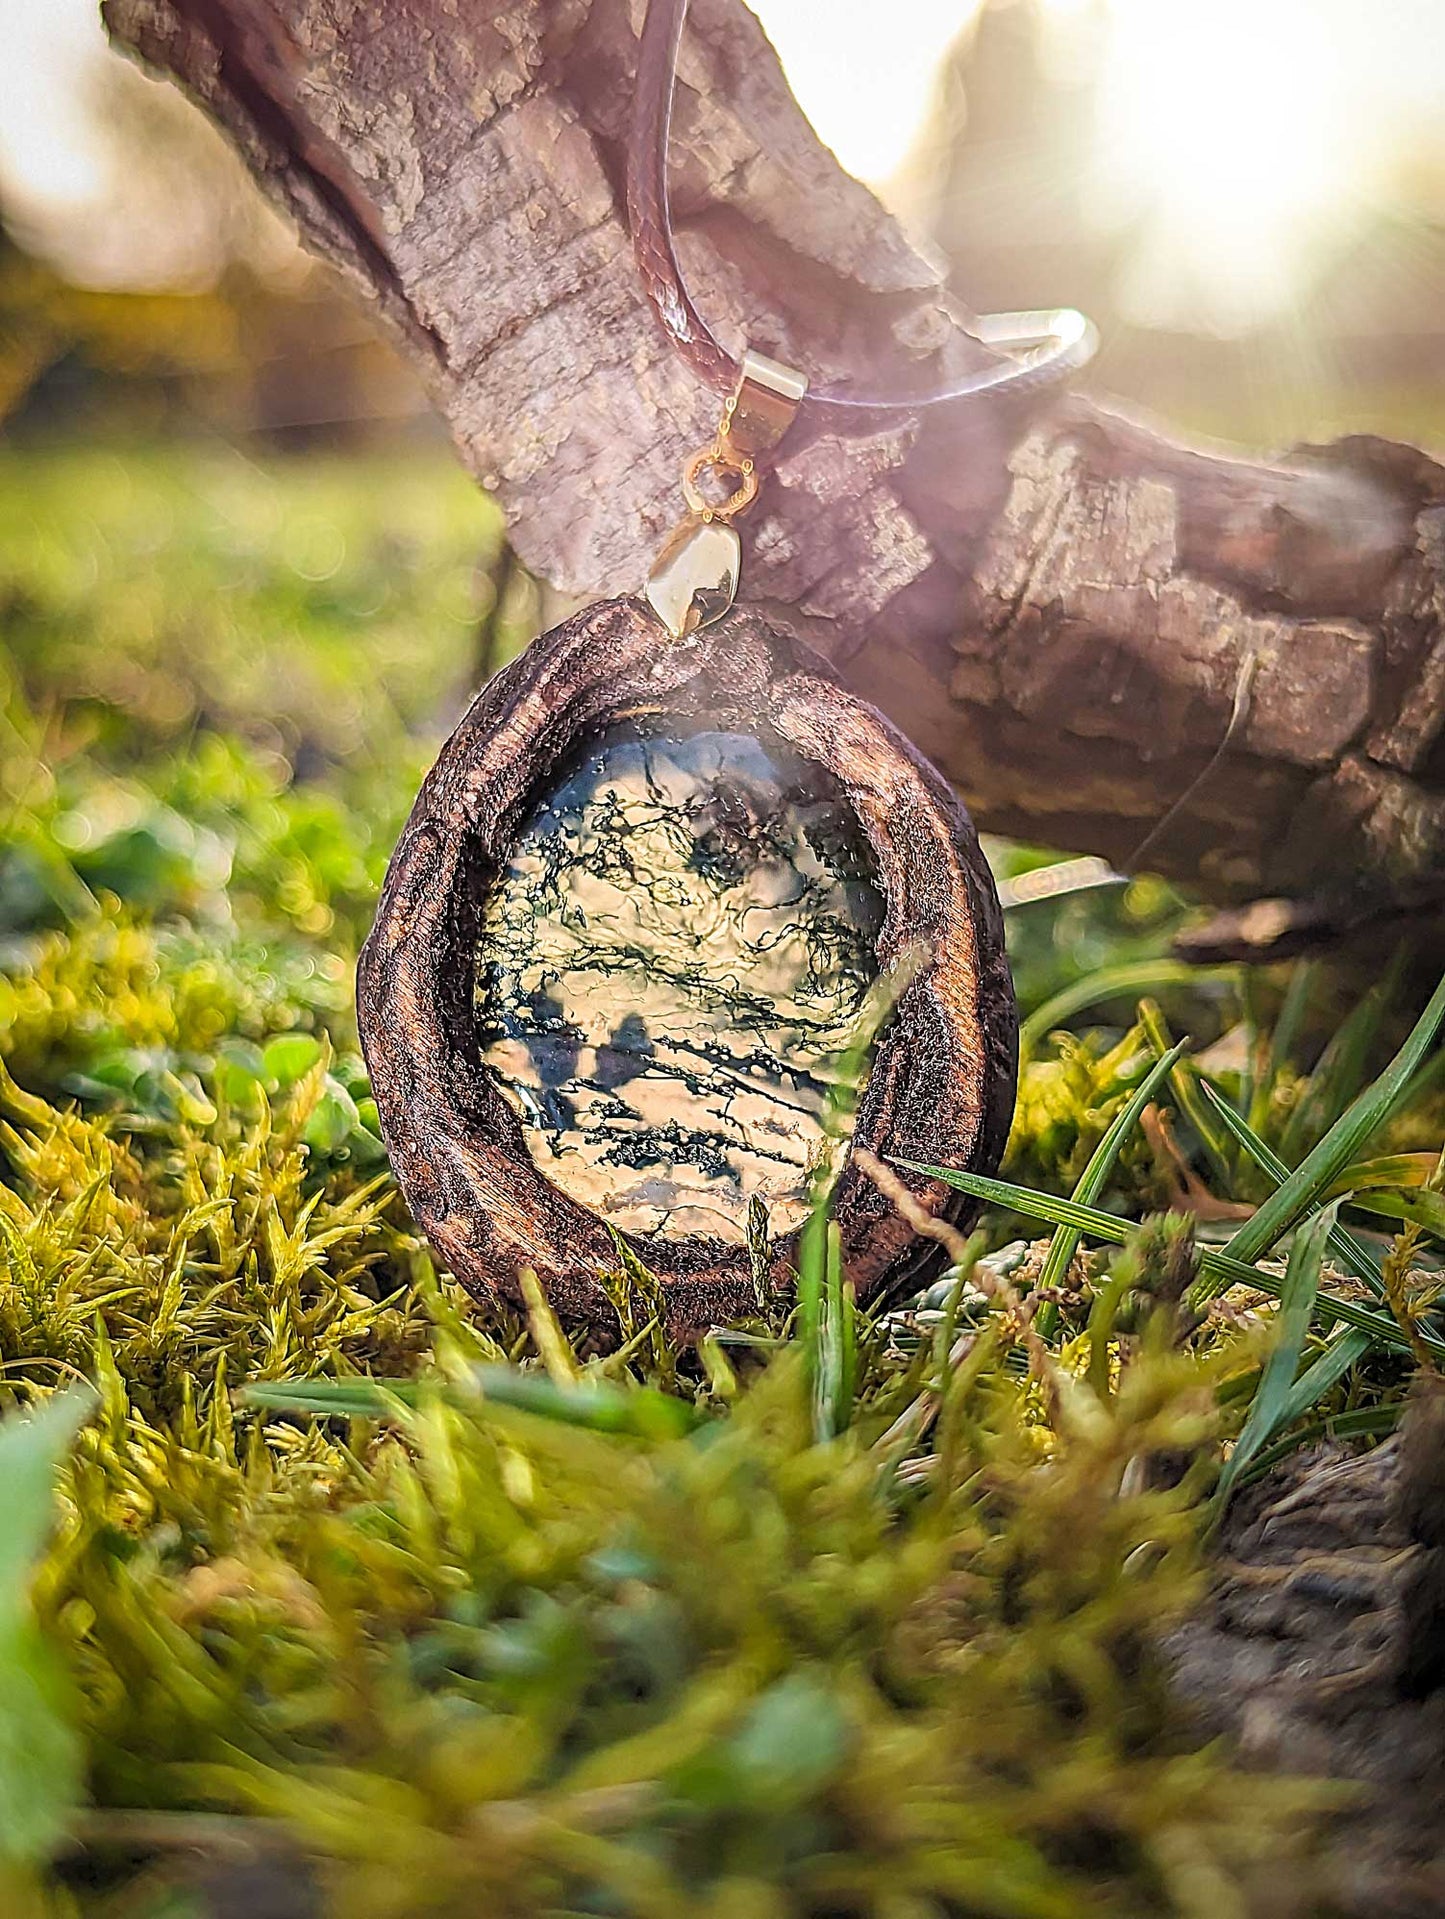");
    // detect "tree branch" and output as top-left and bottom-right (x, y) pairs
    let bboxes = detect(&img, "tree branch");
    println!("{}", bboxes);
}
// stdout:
(105, 0), (1445, 950)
